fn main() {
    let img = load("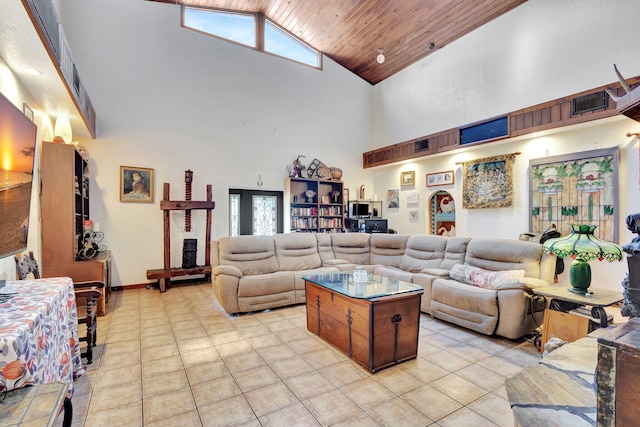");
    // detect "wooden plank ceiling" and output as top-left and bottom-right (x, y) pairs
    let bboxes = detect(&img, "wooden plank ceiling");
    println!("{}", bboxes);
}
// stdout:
(147, 0), (527, 85)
